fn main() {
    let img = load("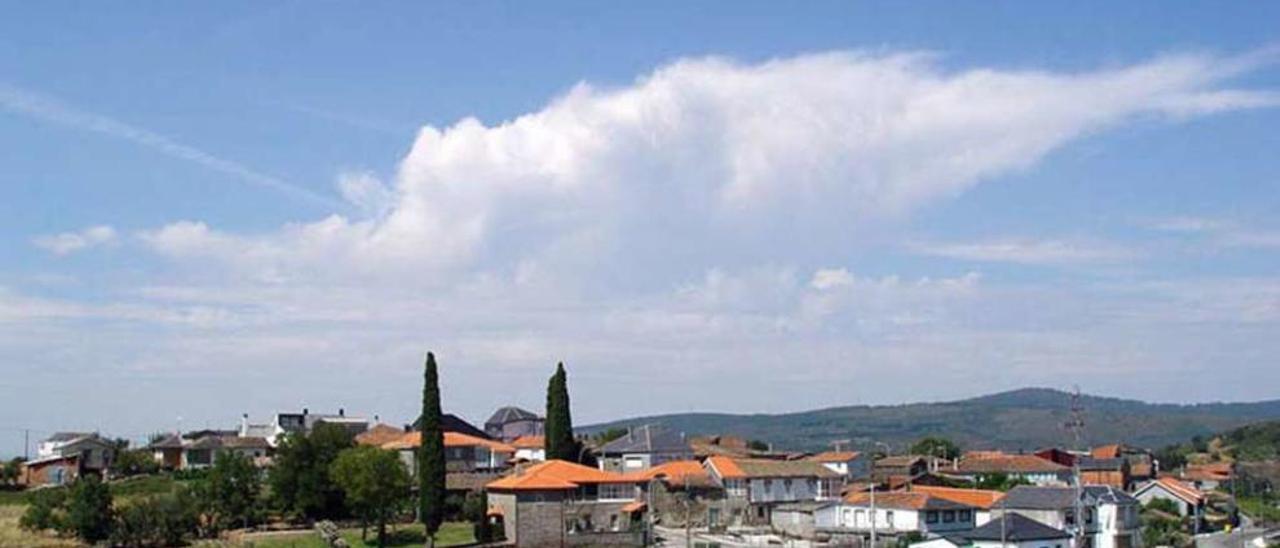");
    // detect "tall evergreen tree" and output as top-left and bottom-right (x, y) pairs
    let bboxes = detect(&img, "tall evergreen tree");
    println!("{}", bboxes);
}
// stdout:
(418, 352), (446, 545)
(545, 362), (577, 461)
